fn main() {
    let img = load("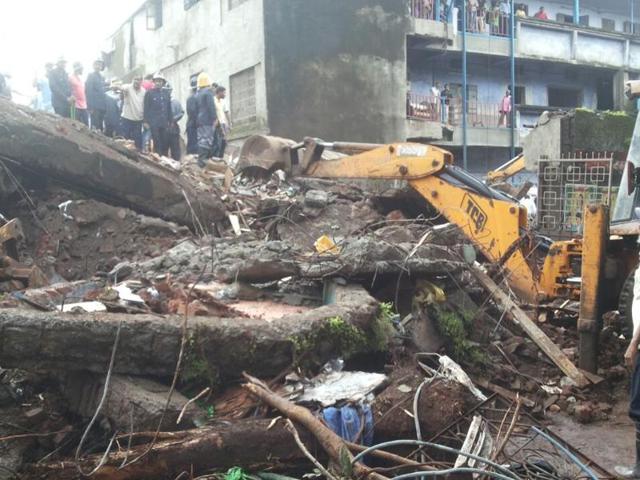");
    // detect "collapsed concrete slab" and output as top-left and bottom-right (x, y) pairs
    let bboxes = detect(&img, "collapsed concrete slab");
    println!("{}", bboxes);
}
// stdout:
(0, 99), (225, 229)
(0, 285), (384, 379)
